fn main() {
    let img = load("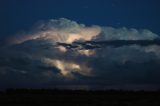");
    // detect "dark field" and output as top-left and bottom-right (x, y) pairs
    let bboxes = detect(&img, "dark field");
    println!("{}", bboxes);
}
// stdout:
(0, 89), (160, 106)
